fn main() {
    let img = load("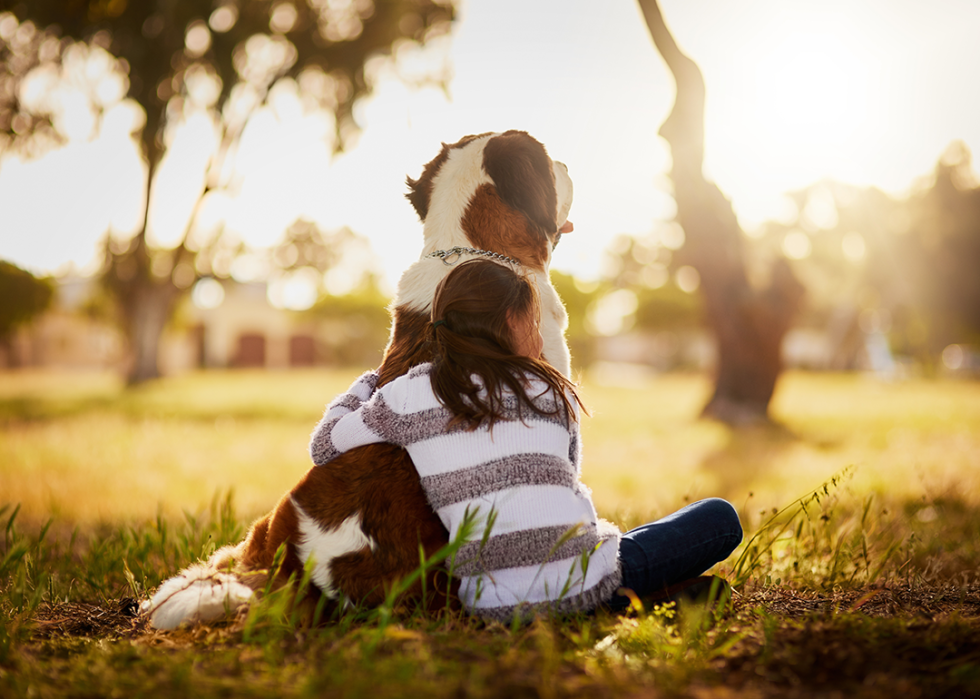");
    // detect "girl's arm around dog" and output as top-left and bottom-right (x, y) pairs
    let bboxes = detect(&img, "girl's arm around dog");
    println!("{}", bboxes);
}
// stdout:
(308, 362), (449, 467)
(309, 369), (384, 465)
